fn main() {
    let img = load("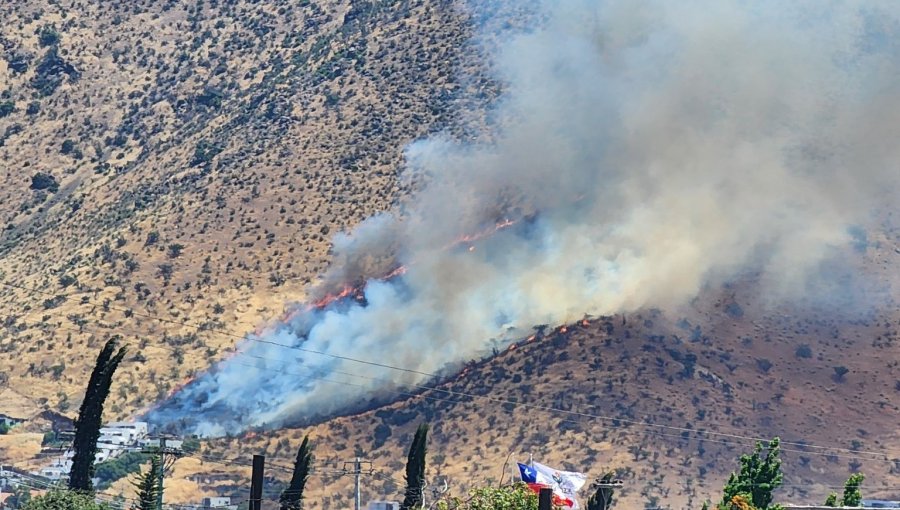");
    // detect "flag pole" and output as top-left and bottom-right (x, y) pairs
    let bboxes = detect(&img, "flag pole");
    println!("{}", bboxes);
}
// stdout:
(529, 452), (534, 468)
